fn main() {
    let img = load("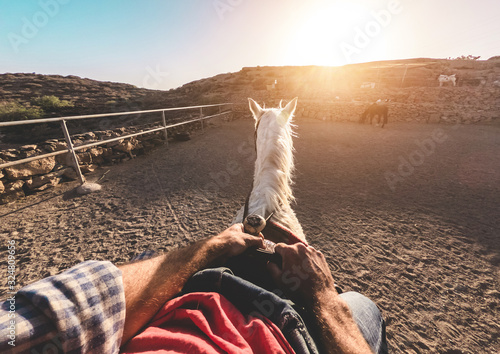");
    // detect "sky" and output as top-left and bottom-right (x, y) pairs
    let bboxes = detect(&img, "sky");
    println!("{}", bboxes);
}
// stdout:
(1, 0), (499, 90)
